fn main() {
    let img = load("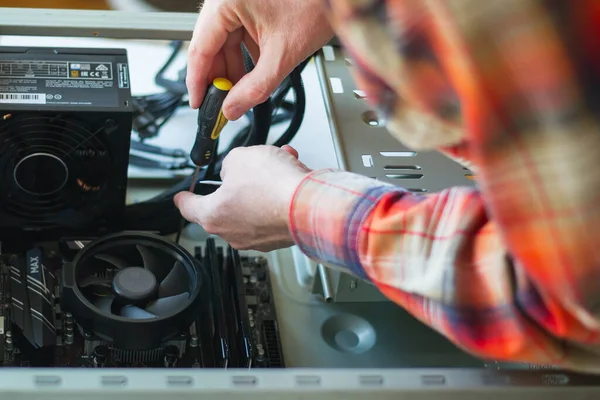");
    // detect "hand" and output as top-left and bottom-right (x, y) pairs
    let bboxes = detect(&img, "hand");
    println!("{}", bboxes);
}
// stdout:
(187, 0), (334, 120)
(174, 145), (311, 252)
